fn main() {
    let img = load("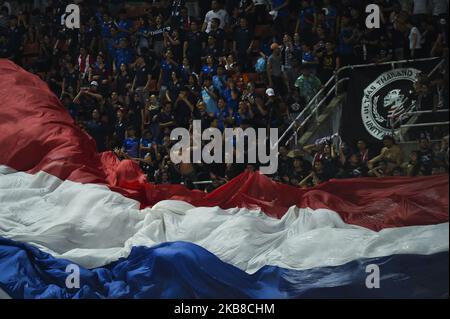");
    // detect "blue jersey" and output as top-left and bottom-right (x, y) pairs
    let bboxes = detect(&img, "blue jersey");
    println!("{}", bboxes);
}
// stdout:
(116, 19), (133, 39)
(123, 137), (139, 158)
(114, 48), (134, 69)
(227, 98), (239, 114)
(214, 108), (231, 131)
(324, 5), (337, 31)
(160, 60), (176, 86)
(139, 137), (153, 158)
(299, 6), (316, 30)
(201, 64), (216, 77)
(302, 51), (314, 63)
(212, 75), (227, 96)
(97, 14), (114, 38)
(201, 86), (219, 114)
